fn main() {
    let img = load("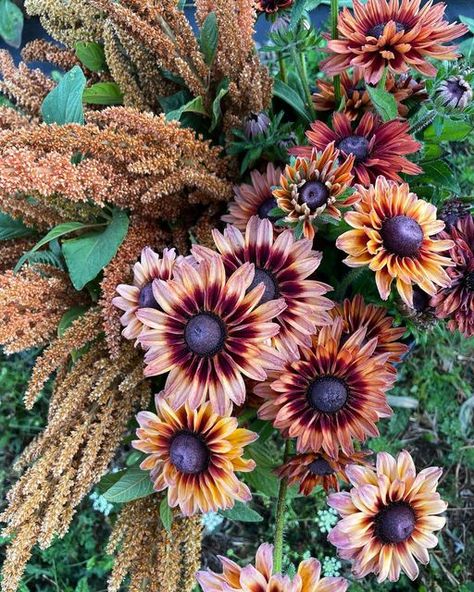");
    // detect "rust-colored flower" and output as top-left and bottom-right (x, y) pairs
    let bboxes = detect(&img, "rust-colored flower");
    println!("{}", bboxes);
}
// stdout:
(256, 318), (394, 459)
(273, 142), (356, 240)
(336, 177), (454, 307)
(133, 399), (257, 516)
(256, 0), (293, 13)
(328, 450), (447, 582)
(431, 216), (474, 337)
(113, 247), (181, 341)
(313, 69), (426, 121)
(222, 162), (282, 231)
(276, 450), (372, 495)
(290, 112), (422, 186)
(330, 294), (408, 365)
(137, 256), (286, 415)
(196, 543), (349, 592)
(321, 0), (467, 85)
(193, 216), (334, 357)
